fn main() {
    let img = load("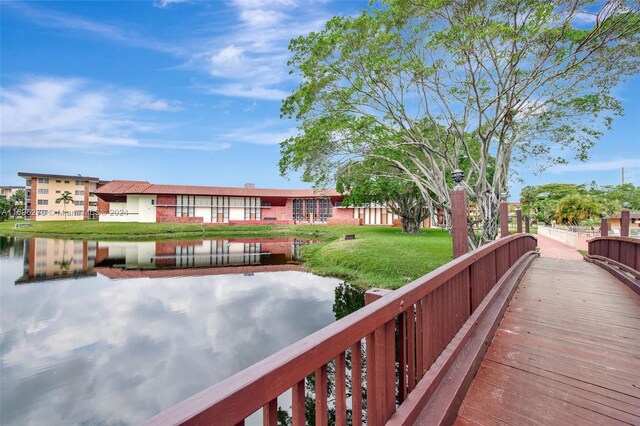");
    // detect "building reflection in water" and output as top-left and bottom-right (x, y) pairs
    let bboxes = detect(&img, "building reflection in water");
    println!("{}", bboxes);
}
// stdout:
(16, 238), (313, 284)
